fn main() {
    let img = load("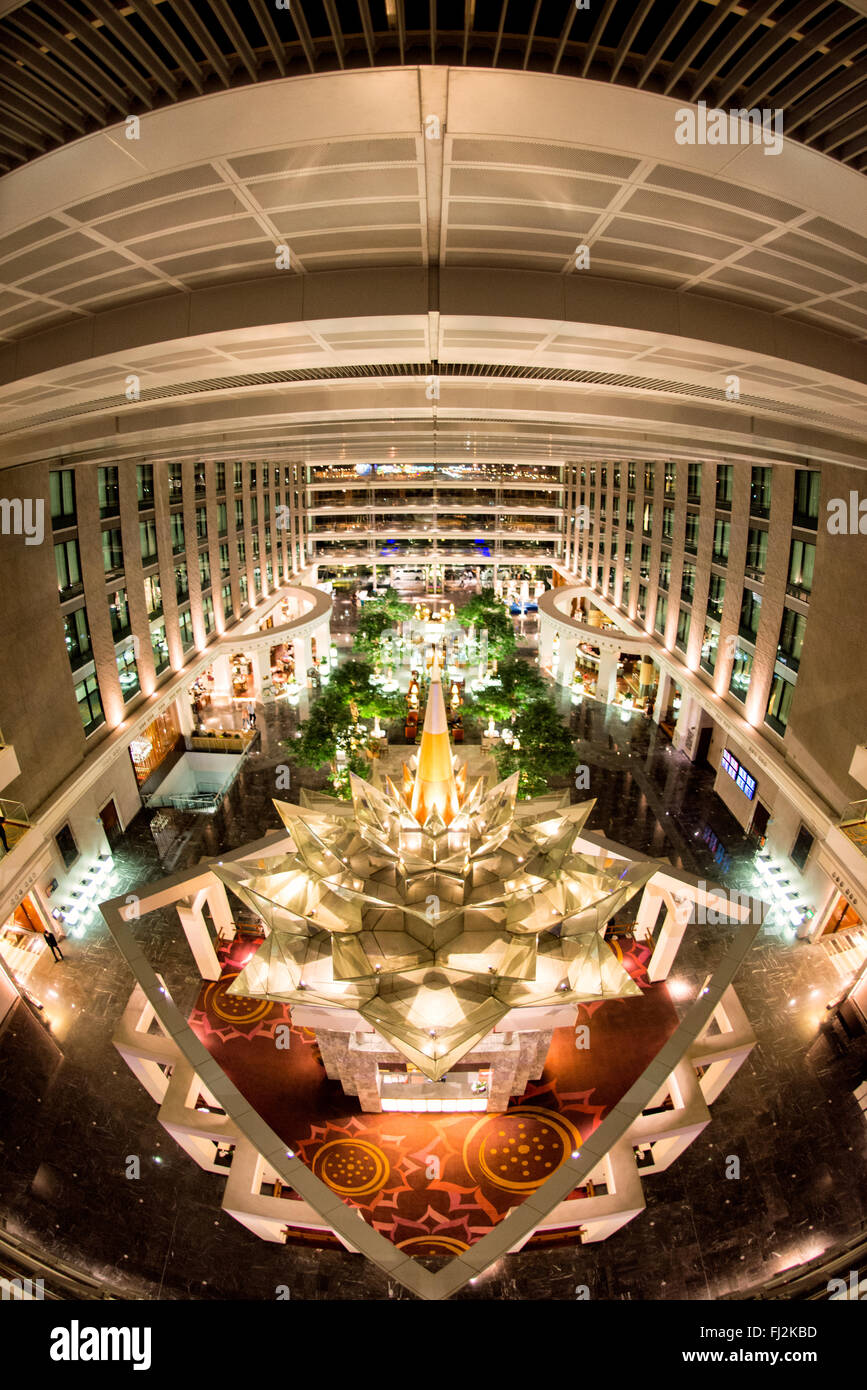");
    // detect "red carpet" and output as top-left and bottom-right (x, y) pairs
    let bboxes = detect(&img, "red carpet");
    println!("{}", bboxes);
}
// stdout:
(189, 932), (677, 1253)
